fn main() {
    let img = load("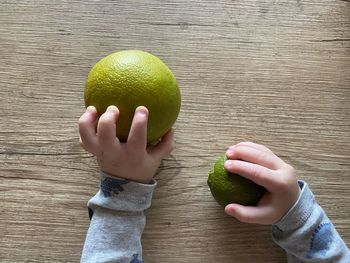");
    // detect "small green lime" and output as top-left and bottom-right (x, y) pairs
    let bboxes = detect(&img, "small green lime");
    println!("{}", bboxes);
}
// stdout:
(207, 155), (266, 207)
